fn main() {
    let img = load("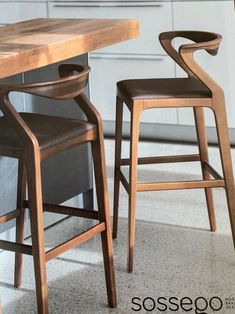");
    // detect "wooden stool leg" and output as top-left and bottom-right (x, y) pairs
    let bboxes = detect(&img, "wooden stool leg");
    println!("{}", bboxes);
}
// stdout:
(128, 106), (141, 273)
(91, 135), (117, 308)
(214, 104), (235, 248)
(14, 160), (27, 287)
(113, 96), (124, 239)
(26, 156), (48, 314)
(83, 188), (94, 210)
(194, 107), (216, 231)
